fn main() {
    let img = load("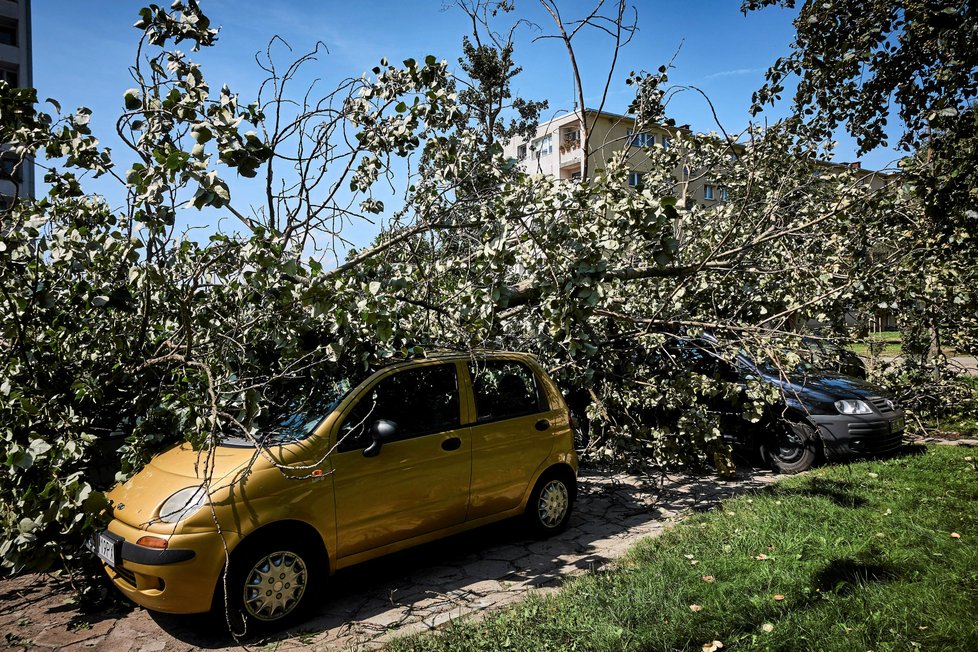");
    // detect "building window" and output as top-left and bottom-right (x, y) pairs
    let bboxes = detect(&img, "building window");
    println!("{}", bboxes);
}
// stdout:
(0, 65), (17, 87)
(662, 136), (672, 149)
(534, 134), (553, 158)
(627, 129), (654, 147)
(1, 154), (22, 183)
(517, 144), (527, 160)
(718, 187), (730, 201)
(0, 19), (17, 47)
(703, 184), (715, 201)
(627, 171), (642, 188)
